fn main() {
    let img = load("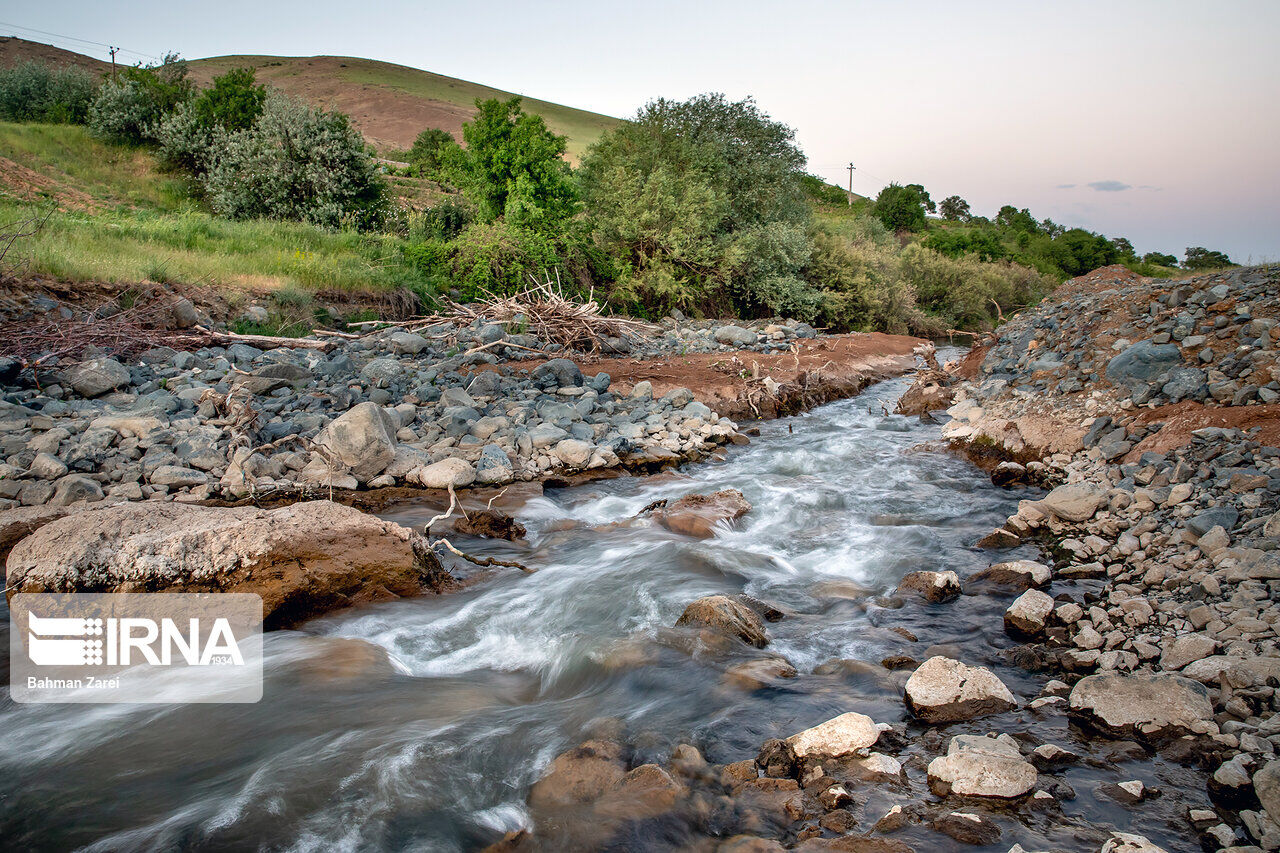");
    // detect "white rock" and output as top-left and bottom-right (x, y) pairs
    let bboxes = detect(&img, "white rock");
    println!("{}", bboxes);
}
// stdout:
(1005, 589), (1055, 636)
(408, 457), (477, 489)
(786, 712), (884, 759)
(905, 656), (1016, 723)
(927, 734), (1037, 798)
